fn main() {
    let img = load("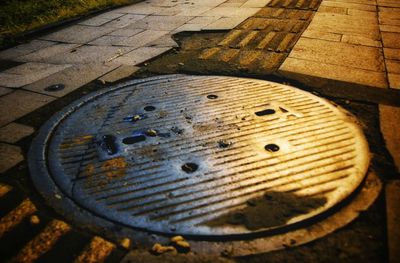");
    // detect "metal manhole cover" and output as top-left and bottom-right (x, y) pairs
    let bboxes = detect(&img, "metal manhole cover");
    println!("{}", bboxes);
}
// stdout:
(29, 75), (369, 237)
